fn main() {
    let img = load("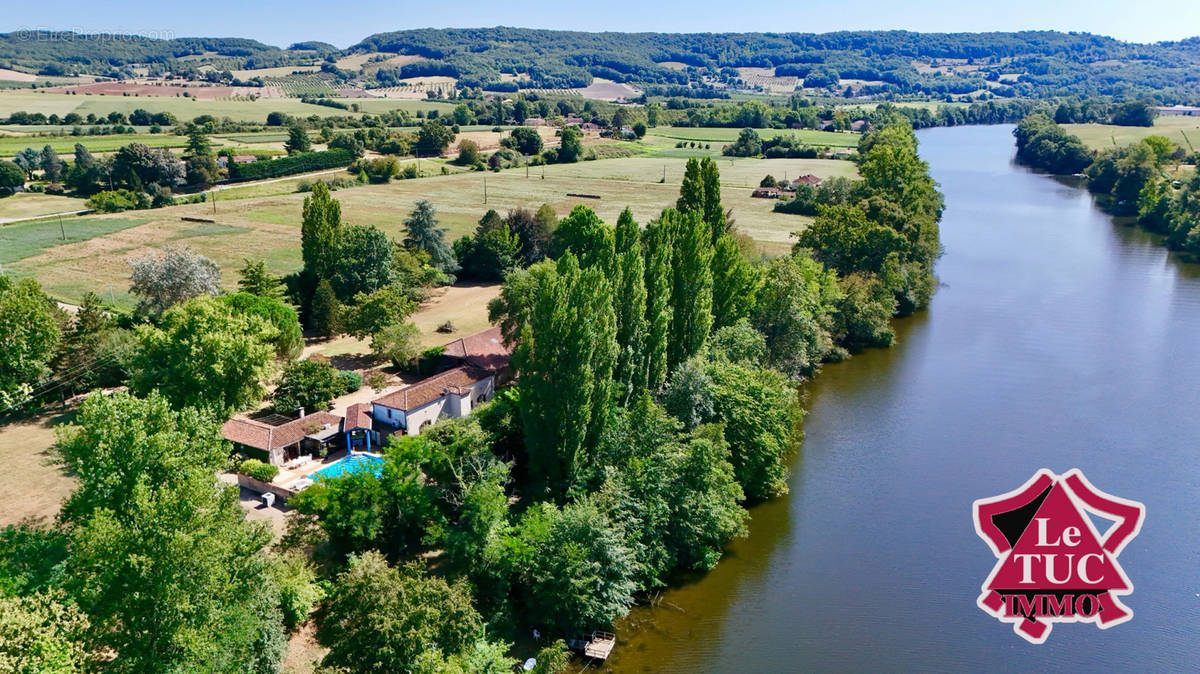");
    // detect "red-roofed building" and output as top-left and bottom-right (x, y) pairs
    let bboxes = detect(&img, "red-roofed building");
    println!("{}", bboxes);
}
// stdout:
(223, 410), (344, 466)
(372, 365), (496, 436)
